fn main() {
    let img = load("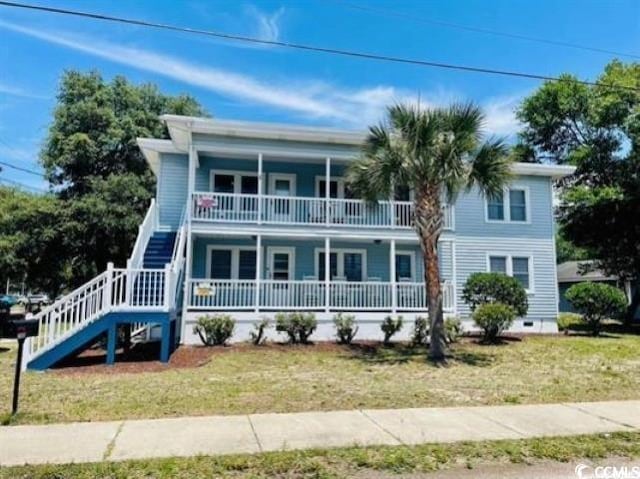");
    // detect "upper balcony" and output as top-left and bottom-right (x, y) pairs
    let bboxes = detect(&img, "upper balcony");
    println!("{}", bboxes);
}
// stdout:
(190, 192), (454, 230)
